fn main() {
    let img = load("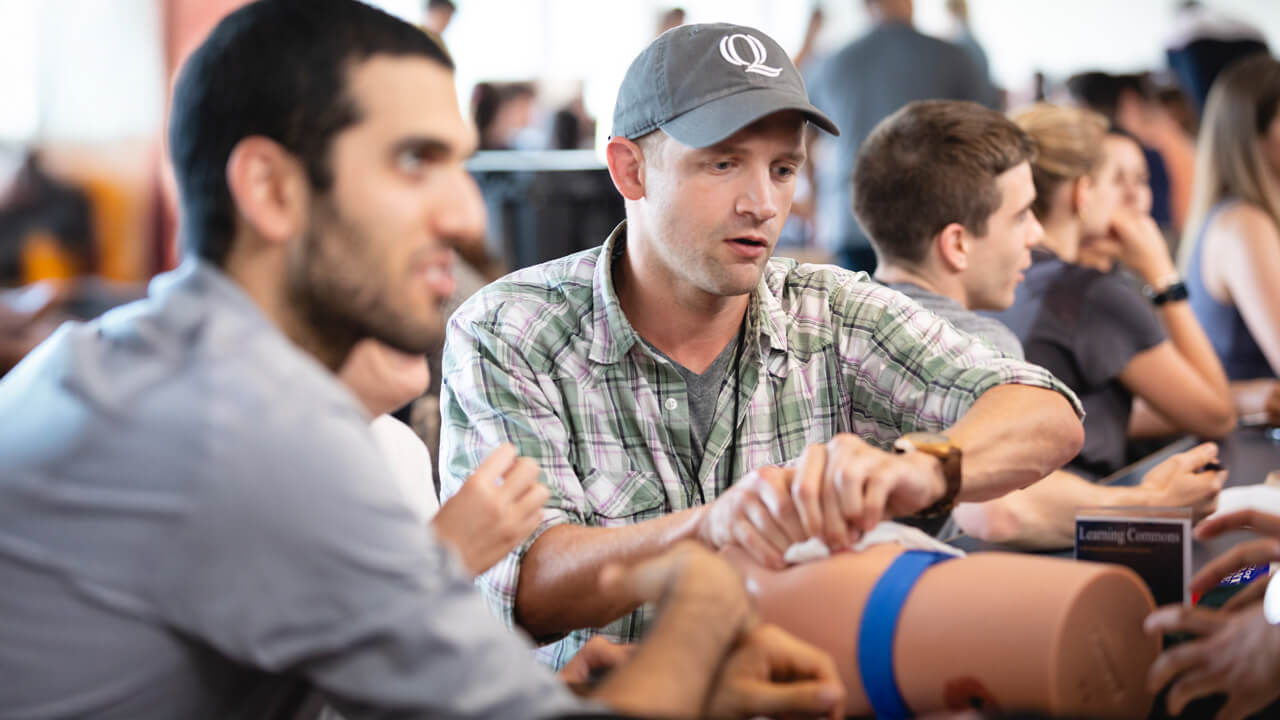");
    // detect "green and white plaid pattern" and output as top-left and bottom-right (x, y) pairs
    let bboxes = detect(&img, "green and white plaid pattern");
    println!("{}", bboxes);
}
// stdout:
(439, 223), (1081, 669)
